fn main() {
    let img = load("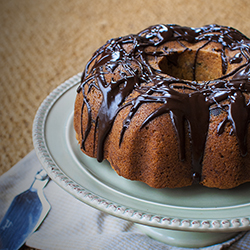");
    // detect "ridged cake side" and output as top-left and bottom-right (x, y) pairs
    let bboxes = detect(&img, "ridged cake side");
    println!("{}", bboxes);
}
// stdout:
(74, 24), (250, 189)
